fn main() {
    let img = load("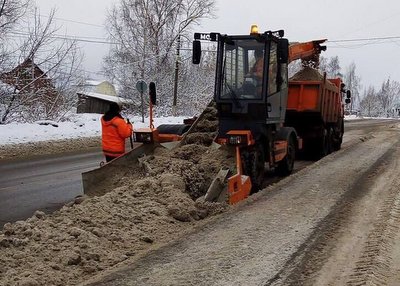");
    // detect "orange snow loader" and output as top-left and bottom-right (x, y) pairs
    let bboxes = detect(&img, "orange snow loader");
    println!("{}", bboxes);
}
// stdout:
(193, 26), (350, 204)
